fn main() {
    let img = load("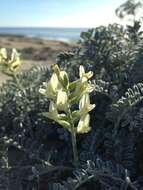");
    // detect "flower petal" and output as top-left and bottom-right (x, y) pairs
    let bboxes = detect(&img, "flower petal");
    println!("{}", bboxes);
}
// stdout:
(0, 48), (7, 60)
(79, 65), (85, 78)
(56, 90), (68, 111)
(50, 73), (60, 93)
(79, 93), (95, 114)
(77, 114), (91, 134)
